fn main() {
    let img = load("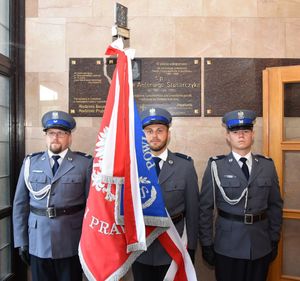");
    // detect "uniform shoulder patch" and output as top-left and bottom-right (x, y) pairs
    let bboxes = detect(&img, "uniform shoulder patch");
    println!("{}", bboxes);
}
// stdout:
(174, 152), (192, 161)
(255, 154), (273, 161)
(75, 151), (92, 159)
(26, 151), (43, 158)
(210, 155), (225, 161)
